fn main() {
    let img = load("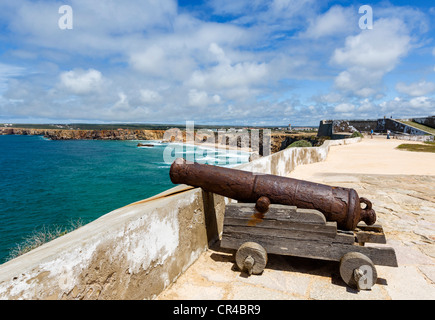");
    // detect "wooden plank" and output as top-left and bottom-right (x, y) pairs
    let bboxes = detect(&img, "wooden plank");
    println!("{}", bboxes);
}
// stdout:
(355, 224), (387, 244)
(223, 203), (356, 244)
(355, 230), (387, 244)
(223, 224), (337, 242)
(223, 216), (337, 235)
(223, 219), (354, 244)
(221, 233), (398, 267)
(356, 223), (384, 232)
(225, 203), (326, 224)
(334, 232), (356, 245)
